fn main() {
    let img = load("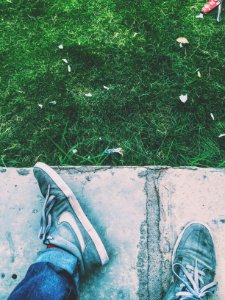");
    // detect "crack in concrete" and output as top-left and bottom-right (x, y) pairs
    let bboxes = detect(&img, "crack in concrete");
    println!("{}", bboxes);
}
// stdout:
(153, 168), (173, 296)
(137, 171), (150, 300)
(5, 232), (15, 263)
(147, 170), (163, 300)
(137, 169), (166, 300)
(145, 172), (152, 300)
(139, 168), (170, 300)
